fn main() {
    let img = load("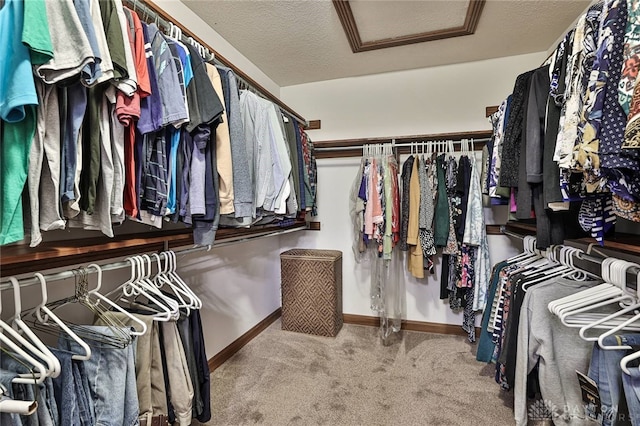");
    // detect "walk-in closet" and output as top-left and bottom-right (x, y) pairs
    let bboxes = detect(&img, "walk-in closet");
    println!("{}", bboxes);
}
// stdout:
(2, 0), (640, 424)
